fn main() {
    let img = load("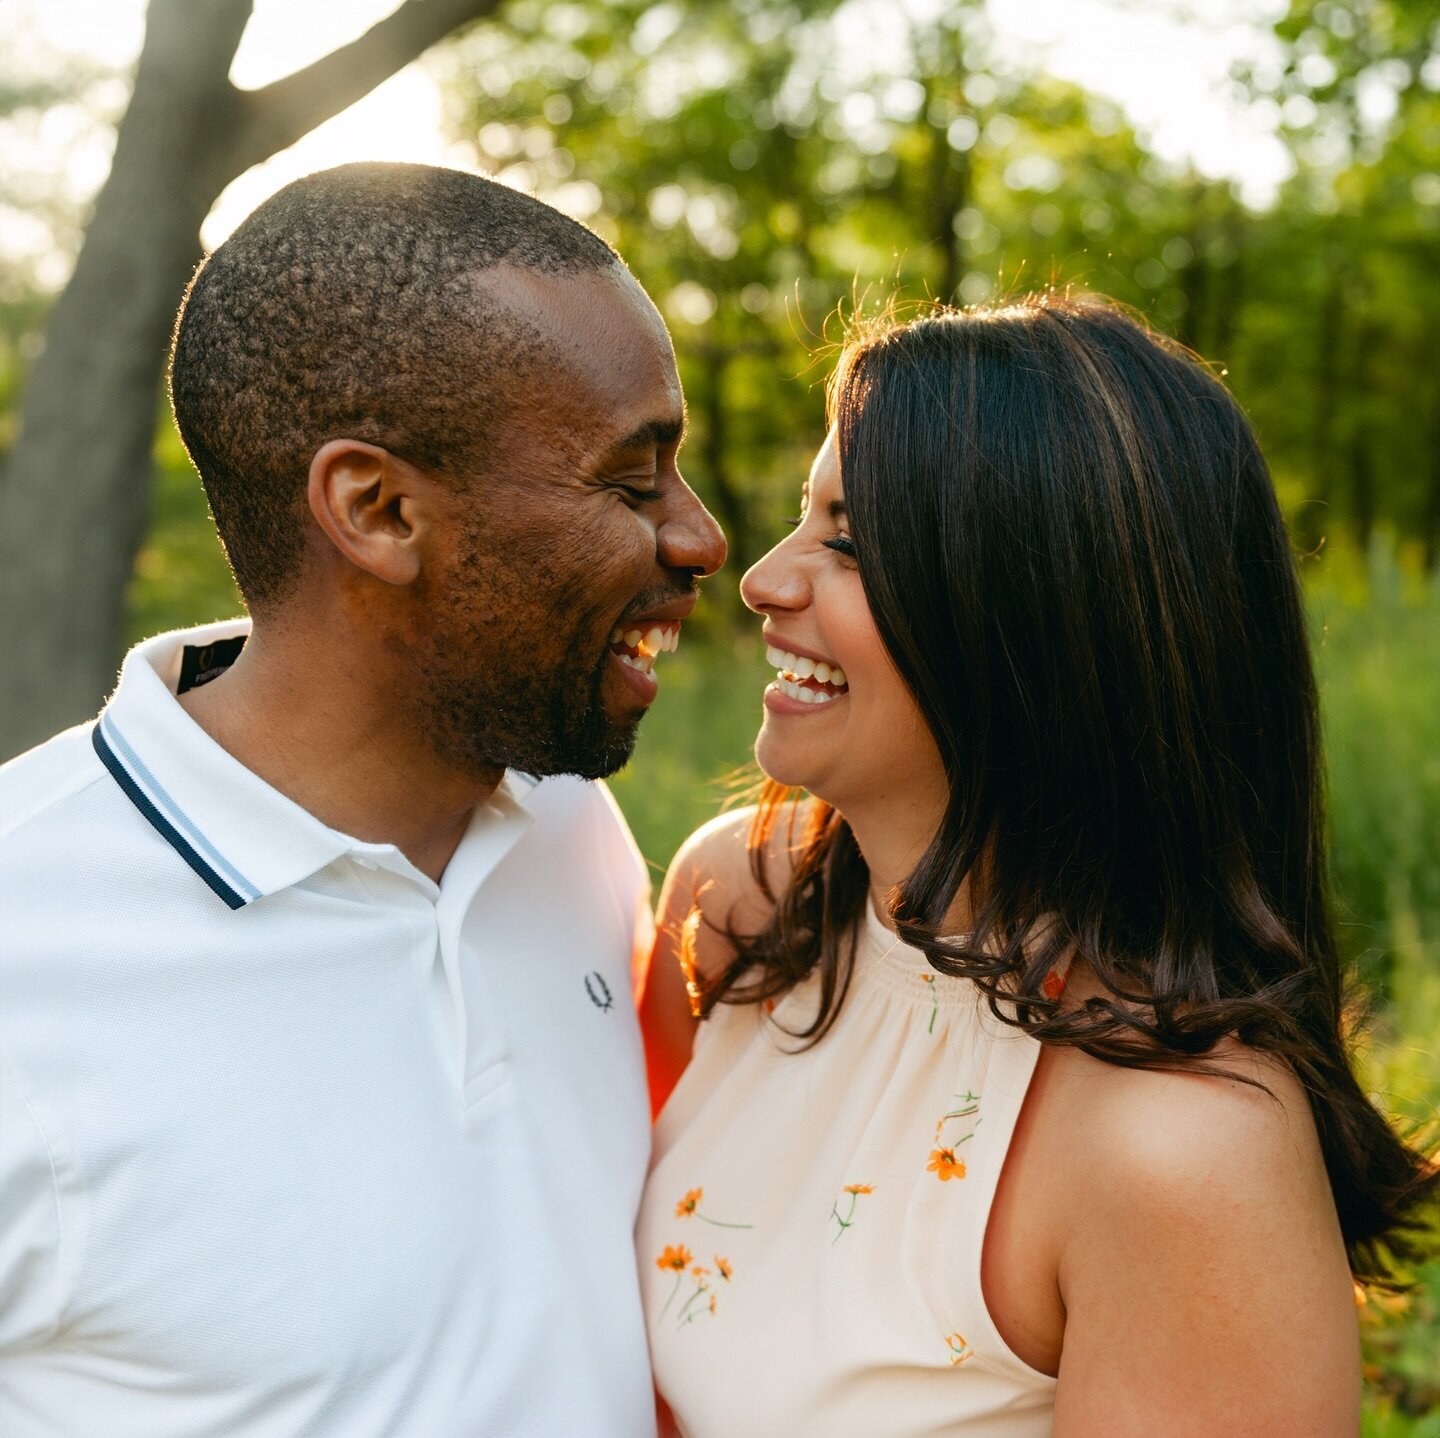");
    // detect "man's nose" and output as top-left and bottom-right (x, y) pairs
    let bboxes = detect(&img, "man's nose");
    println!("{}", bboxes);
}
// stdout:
(658, 479), (727, 577)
